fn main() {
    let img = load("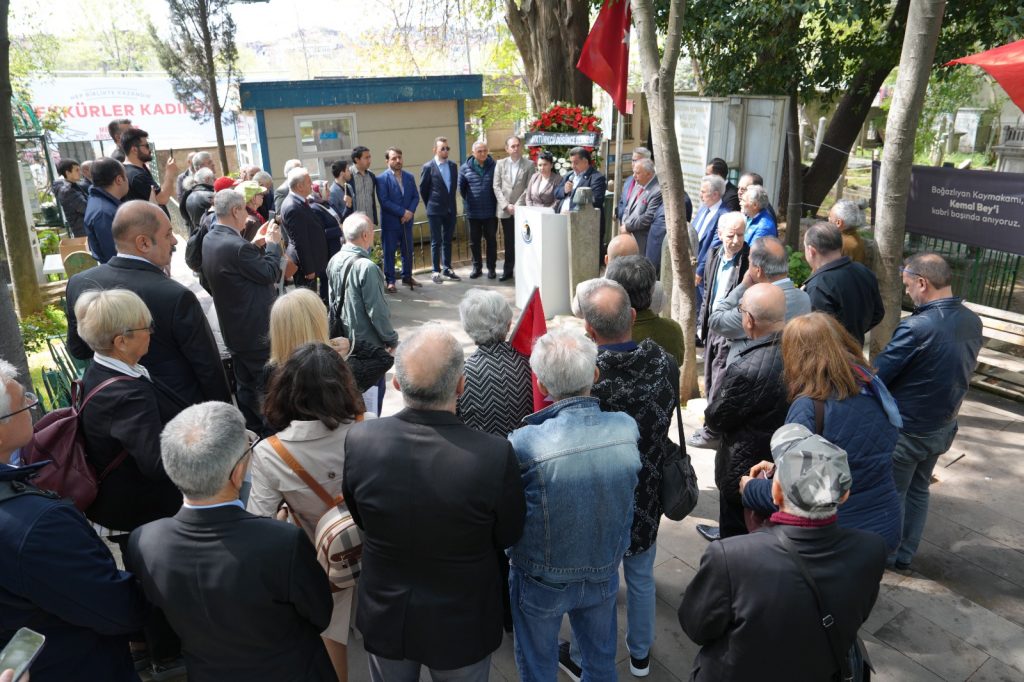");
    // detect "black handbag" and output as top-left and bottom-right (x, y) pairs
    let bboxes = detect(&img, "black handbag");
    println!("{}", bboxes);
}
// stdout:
(328, 256), (395, 393)
(660, 399), (699, 521)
